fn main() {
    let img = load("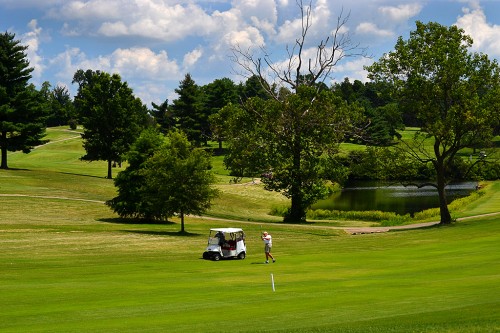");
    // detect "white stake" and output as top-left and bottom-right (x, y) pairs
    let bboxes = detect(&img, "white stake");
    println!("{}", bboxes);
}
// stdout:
(271, 273), (275, 292)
